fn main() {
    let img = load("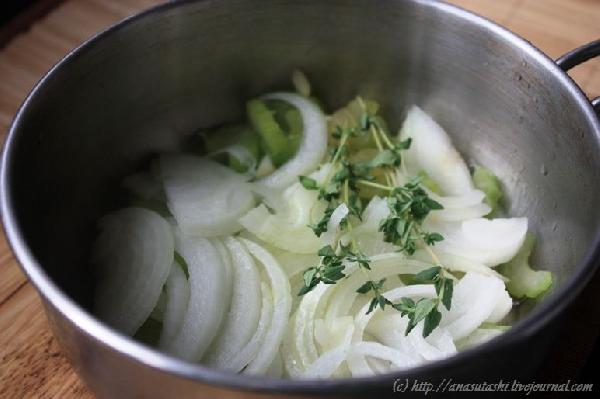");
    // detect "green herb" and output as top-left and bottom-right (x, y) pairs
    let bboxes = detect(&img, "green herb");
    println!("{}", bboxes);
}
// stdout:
(393, 266), (454, 337)
(378, 178), (443, 255)
(298, 245), (347, 295)
(299, 175), (318, 190)
(356, 278), (393, 314)
(296, 98), (452, 336)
